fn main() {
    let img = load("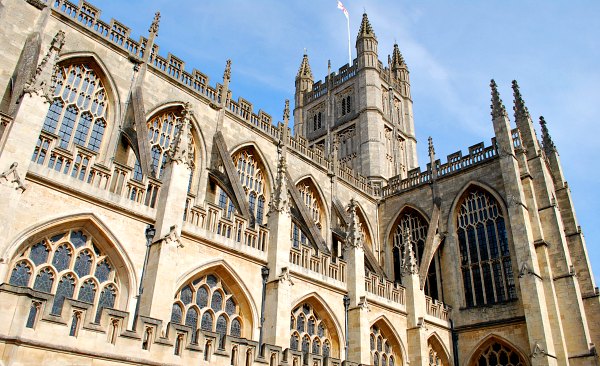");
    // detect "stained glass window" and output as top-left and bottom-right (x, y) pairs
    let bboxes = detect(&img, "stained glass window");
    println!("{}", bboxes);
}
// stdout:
(312, 339), (321, 354)
(233, 150), (268, 226)
(457, 189), (517, 307)
(427, 338), (449, 366)
(290, 303), (332, 356)
(95, 284), (116, 323)
(370, 326), (399, 366)
(52, 244), (72, 272)
(185, 307), (199, 342)
(197, 286), (209, 308)
(475, 341), (525, 366)
(74, 250), (92, 277)
(201, 312), (213, 331)
(231, 318), (241, 337)
(211, 291), (223, 311)
(94, 260), (112, 283)
(33, 267), (54, 293)
(77, 279), (97, 303)
(225, 298), (236, 315)
(206, 275), (218, 288)
(323, 340), (330, 357)
(9, 261), (31, 287)
(70, 231), (87, 248)
(171, 303), (183, 324)
(52, 274), (76, 315)
(180, 285), (193, 305)
(290, 333), (299, 351)
(308, 317), (315, 335)
(29, 241), (49, 266)
(216, 314), (227, 348)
